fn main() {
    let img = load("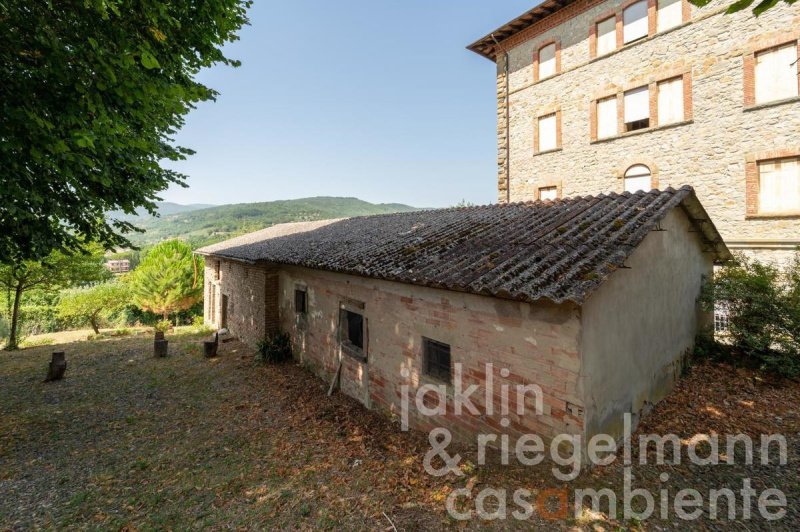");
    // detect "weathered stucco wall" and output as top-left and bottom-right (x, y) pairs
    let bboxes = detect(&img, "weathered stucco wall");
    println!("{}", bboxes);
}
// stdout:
(497, 0), (800, 263)
(579, 209), (713, 442)
(278, 266), (585, 444)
